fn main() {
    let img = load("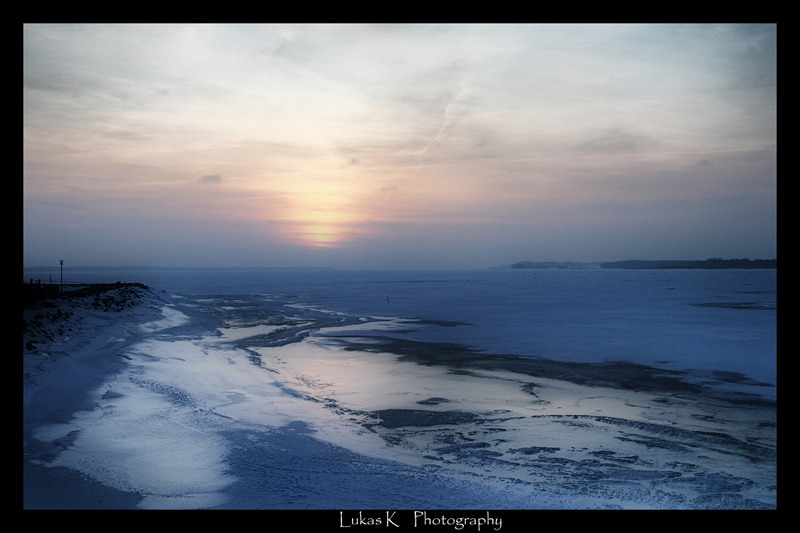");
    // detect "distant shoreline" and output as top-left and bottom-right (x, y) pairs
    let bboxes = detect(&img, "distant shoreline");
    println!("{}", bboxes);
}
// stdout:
(508, 258), (777, 270)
